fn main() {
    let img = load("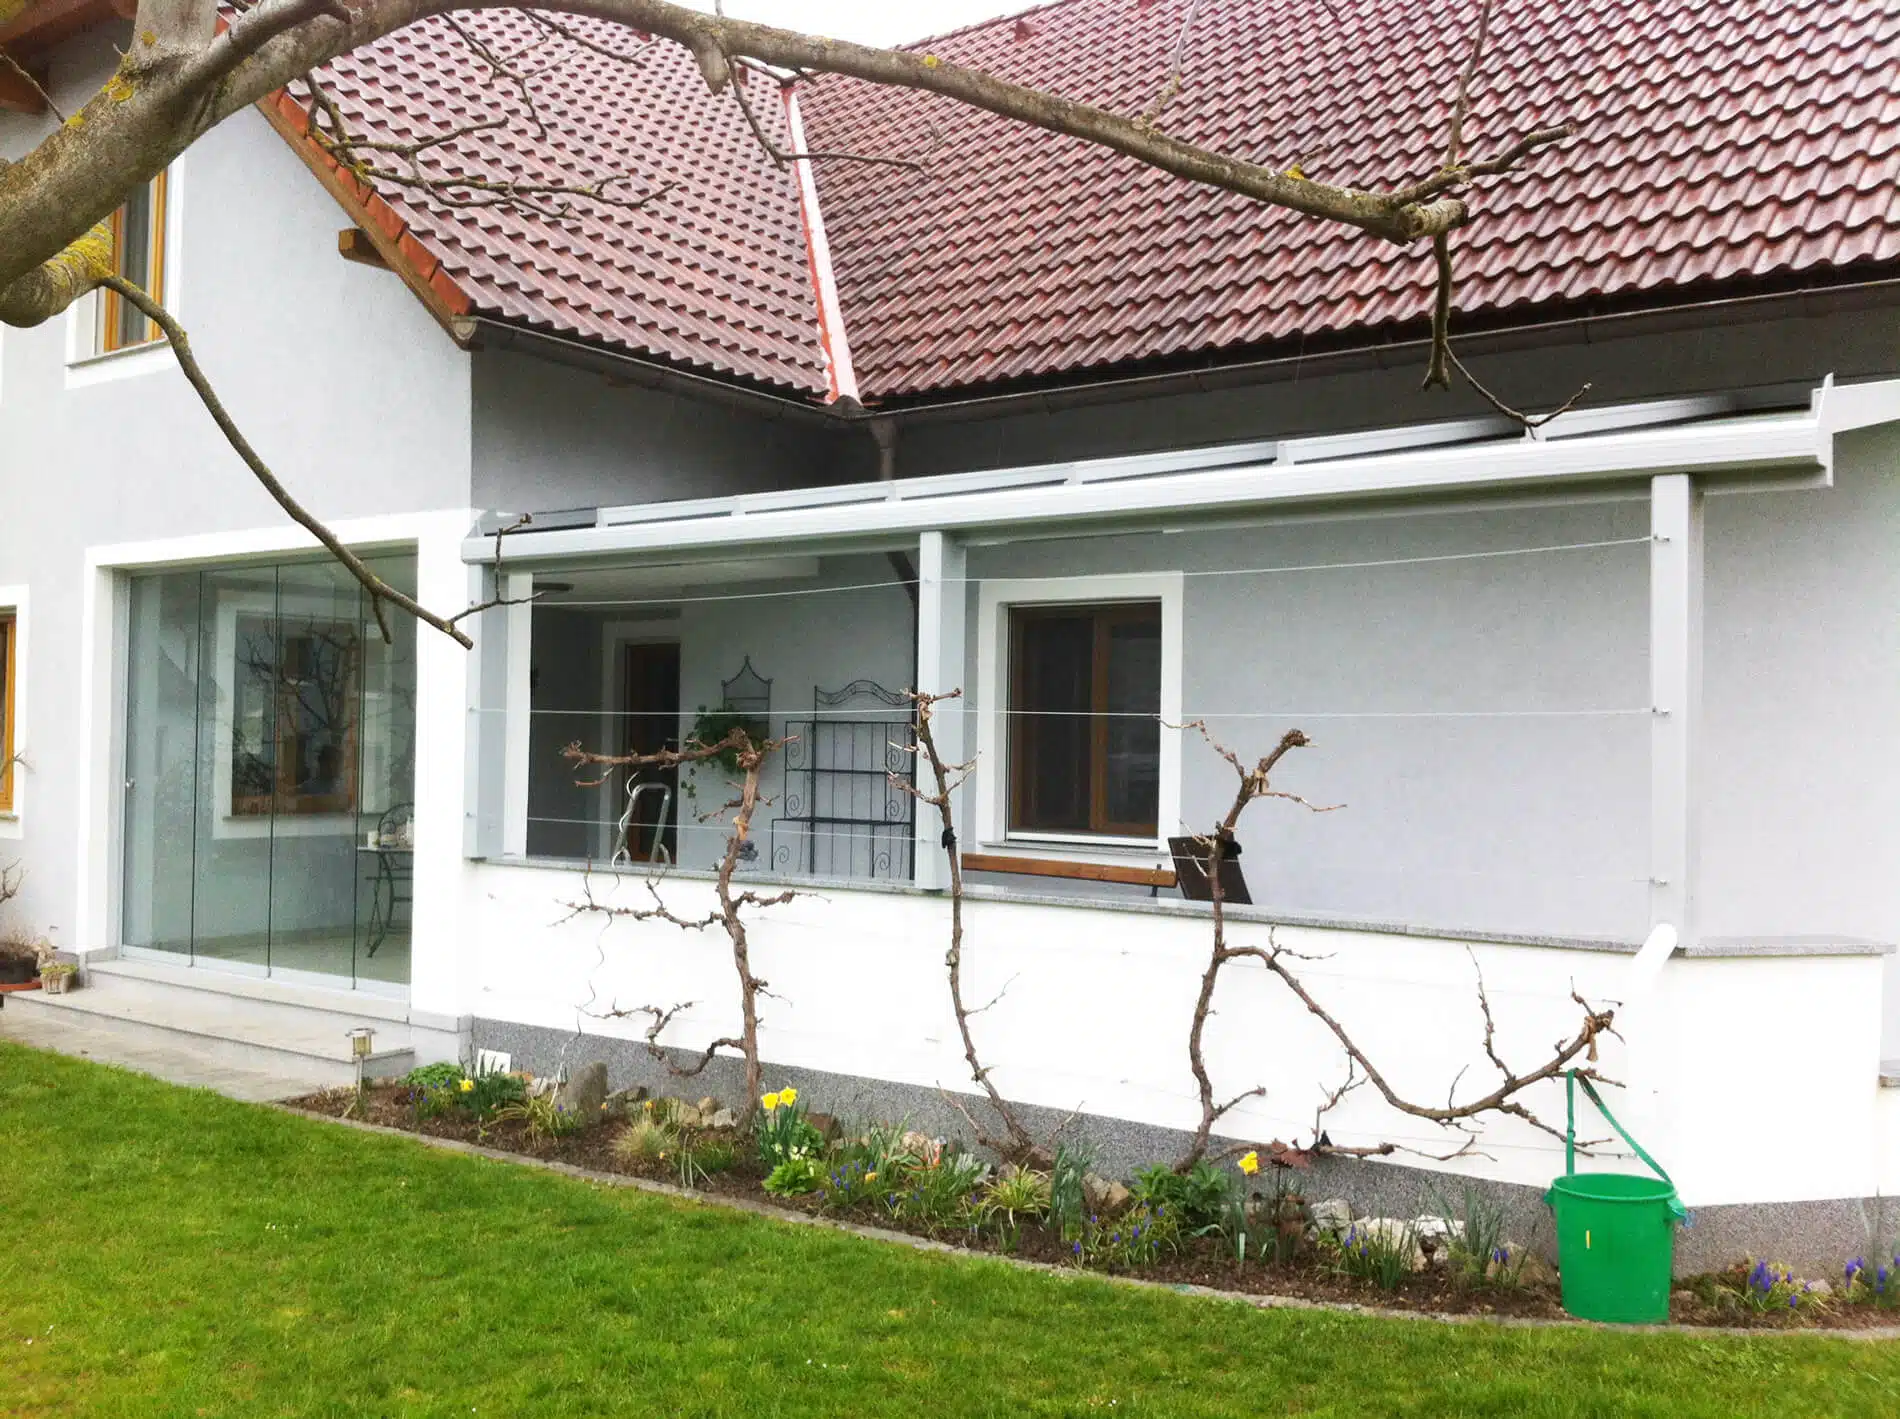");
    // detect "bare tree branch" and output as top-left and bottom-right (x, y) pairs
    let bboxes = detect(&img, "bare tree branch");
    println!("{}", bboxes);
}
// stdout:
(0, 45), (63, 122)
